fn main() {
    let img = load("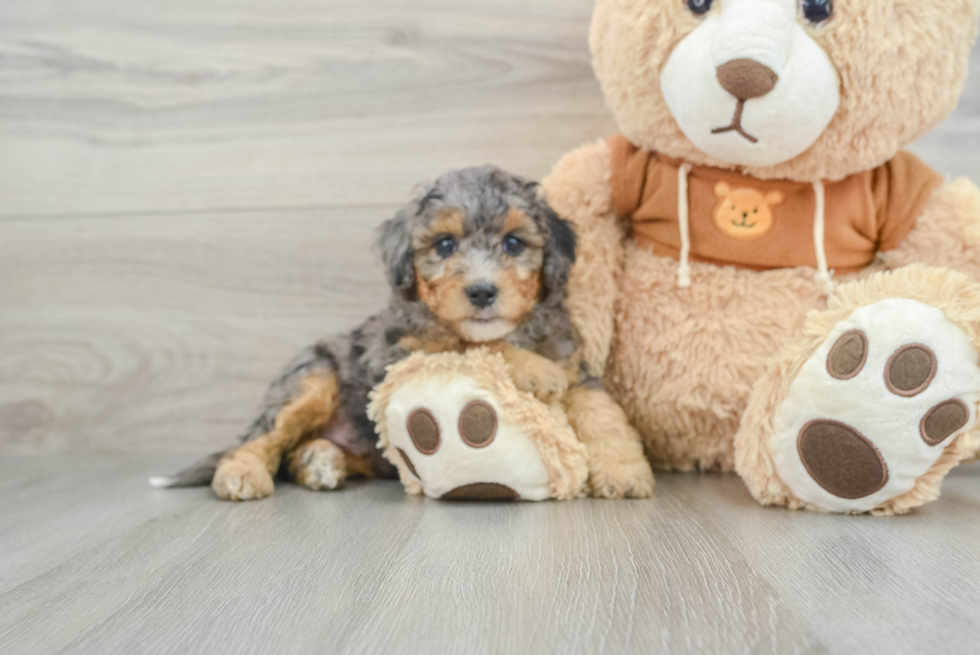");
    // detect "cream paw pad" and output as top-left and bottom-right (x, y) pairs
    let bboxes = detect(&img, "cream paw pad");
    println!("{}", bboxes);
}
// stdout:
(368, 349), (588, 501)
(769, 298), (980, 513)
